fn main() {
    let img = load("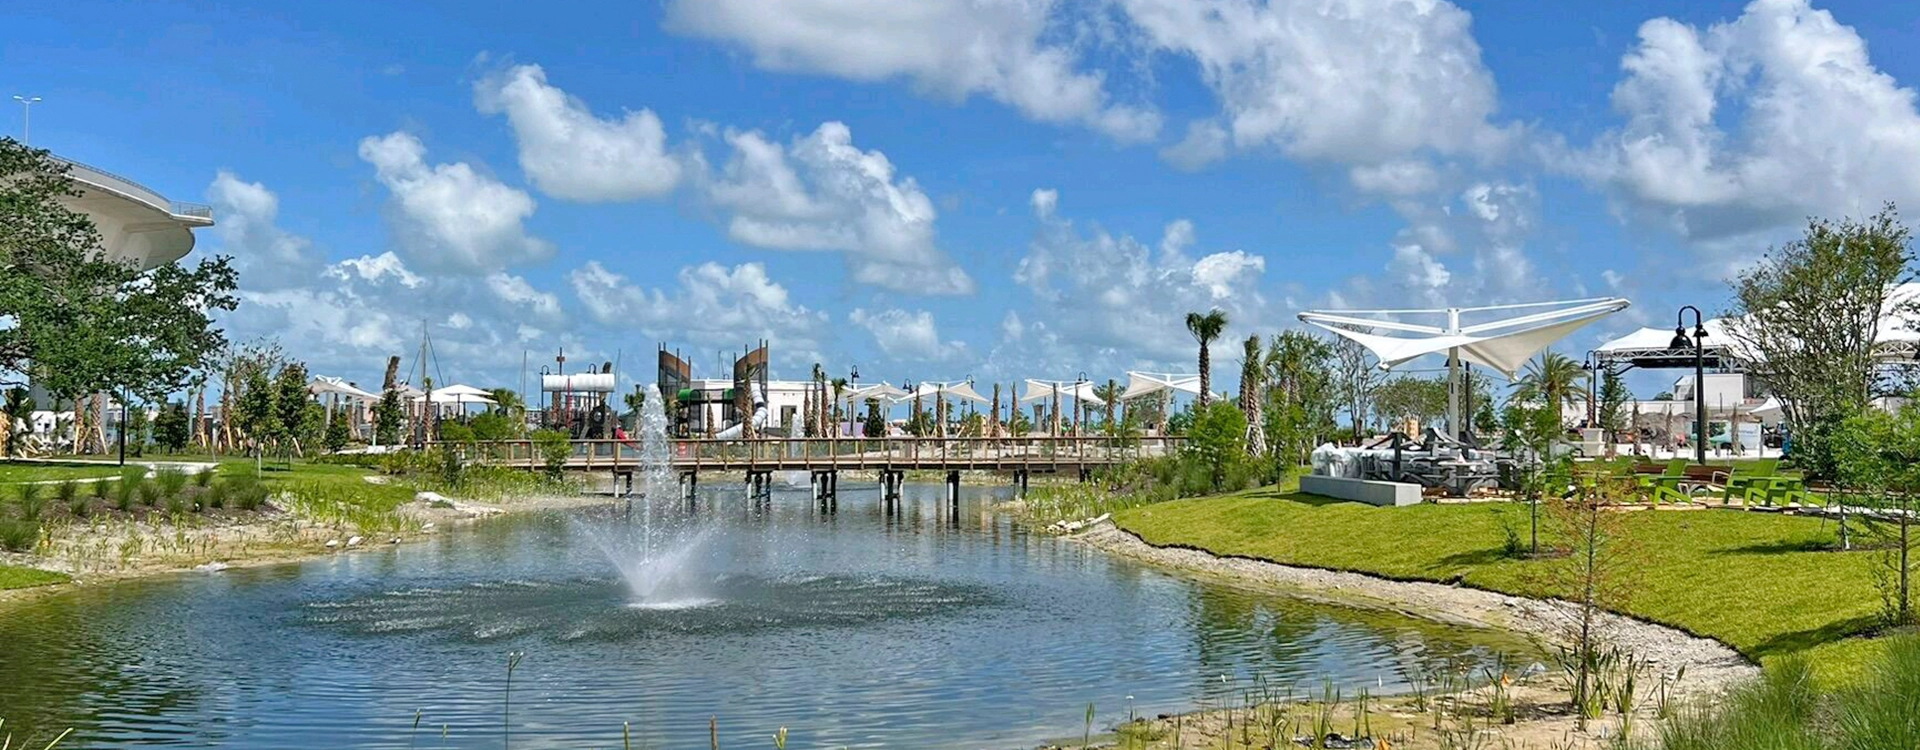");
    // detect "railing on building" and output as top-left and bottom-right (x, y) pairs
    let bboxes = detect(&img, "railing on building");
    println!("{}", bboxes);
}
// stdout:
(445, 435), (1185, 474)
